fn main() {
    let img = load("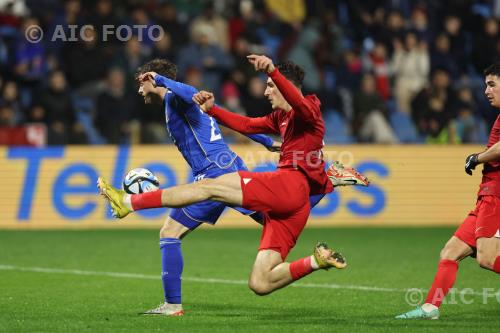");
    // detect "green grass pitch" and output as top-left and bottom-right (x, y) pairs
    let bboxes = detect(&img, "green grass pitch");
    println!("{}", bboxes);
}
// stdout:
(0, 227), (498, 333)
